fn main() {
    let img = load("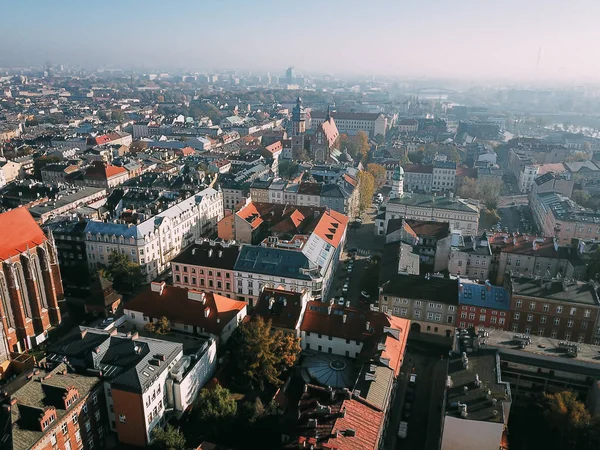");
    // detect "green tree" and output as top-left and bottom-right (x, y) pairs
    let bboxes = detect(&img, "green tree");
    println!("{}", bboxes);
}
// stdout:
(111, 109), (125, 122)
(150, 424), (187, 450)
(571, 190), (592, 208)
(292, 146), (310, 161)
(545, 391), (591, 449)
(195, 384), (237, 435)
(97, 110), (109, 121)
(228, 316), (301, 390)
(358, 171), (375, 213)
(145, 316), (170, 335)
(99, 251), (143, 294)
(367, 163), (387, 189)
(407, 150), (424, 164)
(374, 133), (385, 147)
(33, 155), (62, 180)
